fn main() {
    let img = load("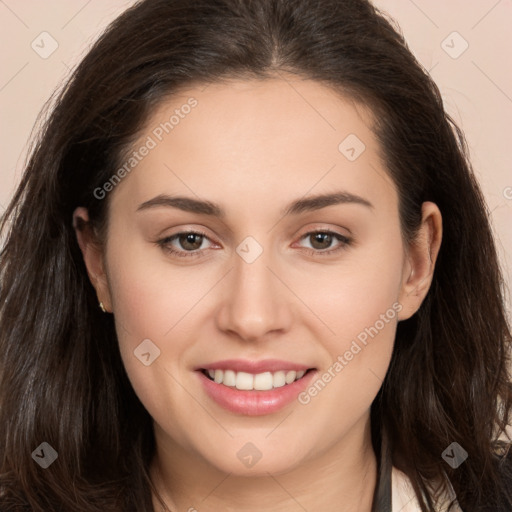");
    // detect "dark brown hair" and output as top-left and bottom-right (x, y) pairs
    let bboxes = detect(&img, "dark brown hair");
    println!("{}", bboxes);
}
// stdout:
(1, 0), (511, 510)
